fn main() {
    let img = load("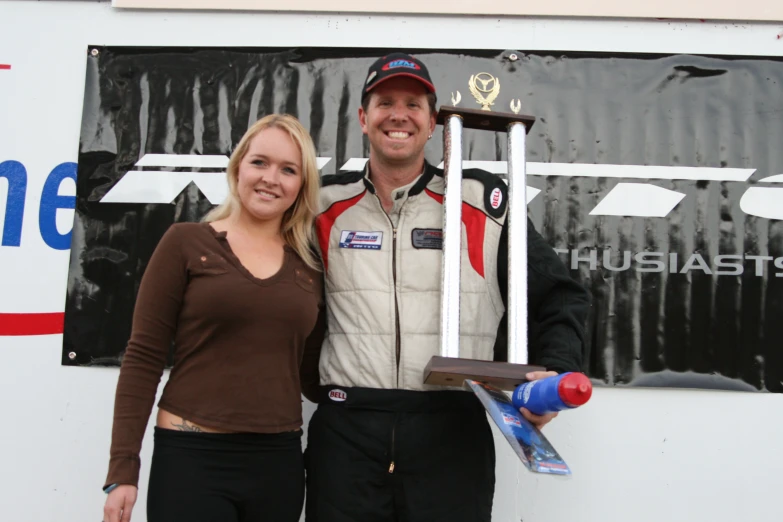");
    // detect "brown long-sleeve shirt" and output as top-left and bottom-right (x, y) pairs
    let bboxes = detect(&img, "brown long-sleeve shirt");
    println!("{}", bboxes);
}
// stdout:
(105, 222), (325, 488)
